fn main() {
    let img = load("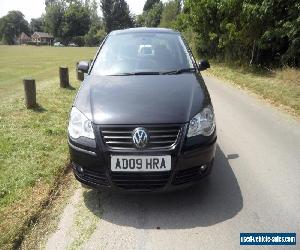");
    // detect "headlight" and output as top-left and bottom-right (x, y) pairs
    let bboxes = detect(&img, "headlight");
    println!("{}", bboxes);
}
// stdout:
(68, 107), (95, 139)
(187, 105), (216, 137)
